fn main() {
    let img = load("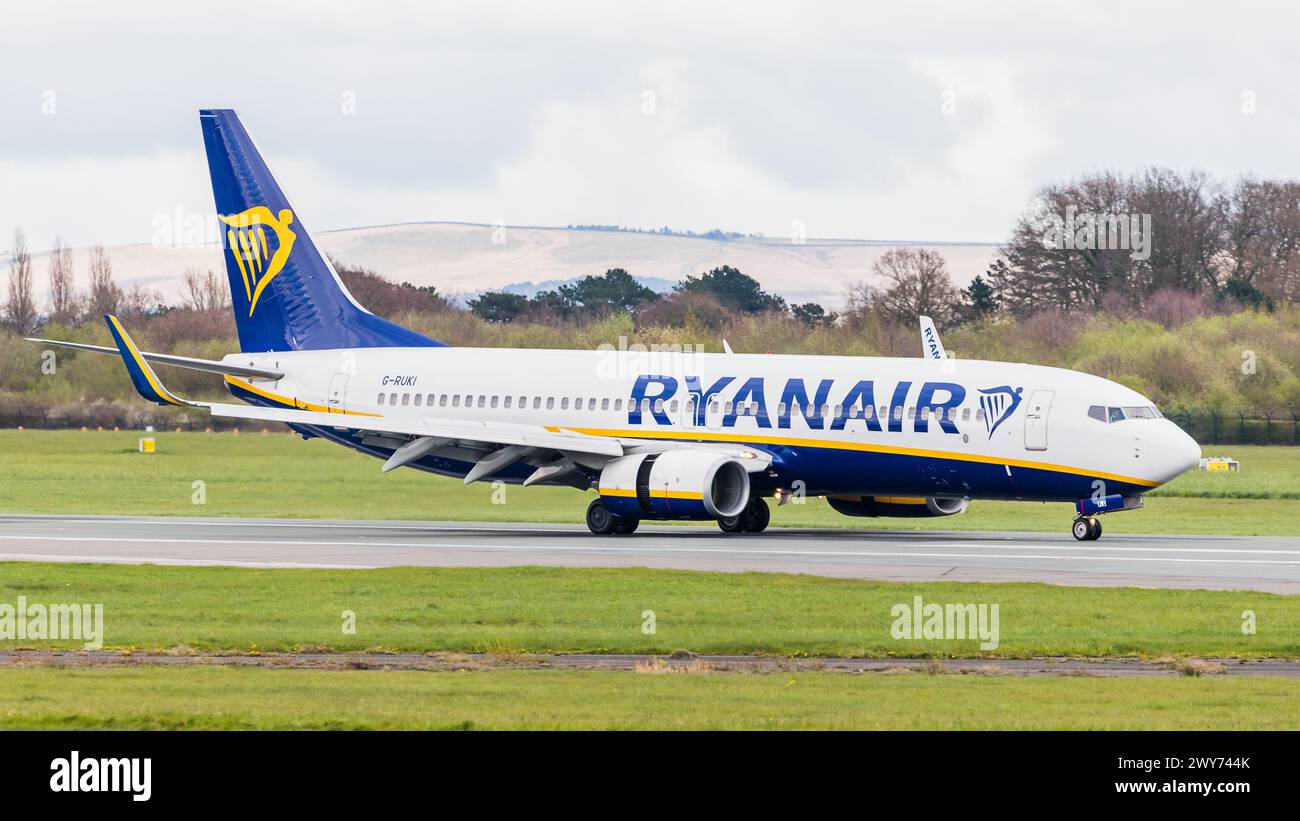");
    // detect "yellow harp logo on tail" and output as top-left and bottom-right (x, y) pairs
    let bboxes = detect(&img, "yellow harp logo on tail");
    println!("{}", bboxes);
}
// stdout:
(219, 206), (297, 316)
